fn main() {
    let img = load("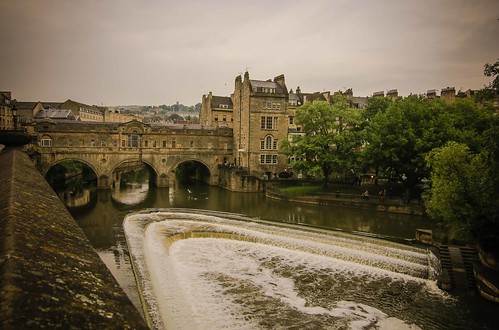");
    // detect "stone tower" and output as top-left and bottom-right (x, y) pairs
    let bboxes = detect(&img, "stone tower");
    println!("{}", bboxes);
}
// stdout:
(232, 72), (289, 176)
